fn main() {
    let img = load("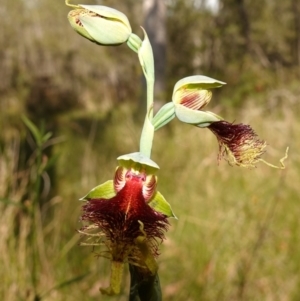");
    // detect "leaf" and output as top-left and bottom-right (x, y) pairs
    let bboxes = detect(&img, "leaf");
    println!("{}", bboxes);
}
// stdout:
(22, 115), (42, 145)
(148, 191), (177, 218)
(79, 180), (116, 201)
(41, 132), (53, 143)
